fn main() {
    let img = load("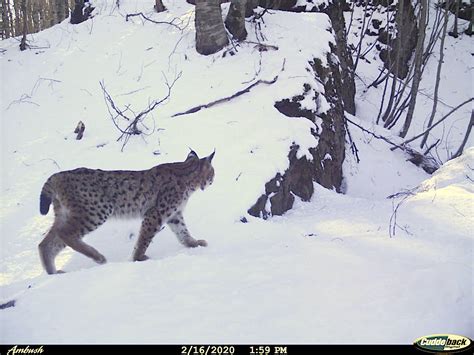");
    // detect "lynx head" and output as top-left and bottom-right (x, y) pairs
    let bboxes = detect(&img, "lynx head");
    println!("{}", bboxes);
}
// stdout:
(186, 149), (215, 190)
